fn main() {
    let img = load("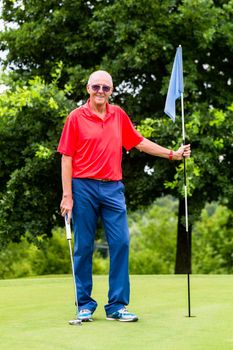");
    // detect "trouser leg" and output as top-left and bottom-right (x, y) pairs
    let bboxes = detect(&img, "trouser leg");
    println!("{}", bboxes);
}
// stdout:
(100, 181), (130, 315)
(72, 179), (99, 312)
